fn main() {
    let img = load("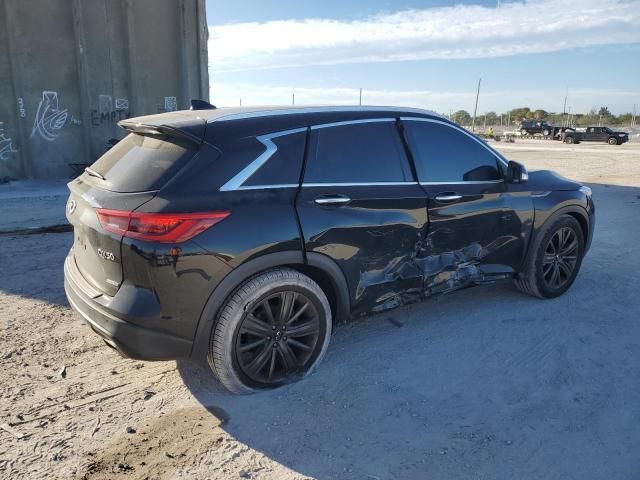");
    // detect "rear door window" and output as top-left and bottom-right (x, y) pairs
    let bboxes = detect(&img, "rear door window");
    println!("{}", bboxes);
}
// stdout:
(88, 133), (196, 192)
(304, 120), (411, 183)
(403, 120), (502, 183)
